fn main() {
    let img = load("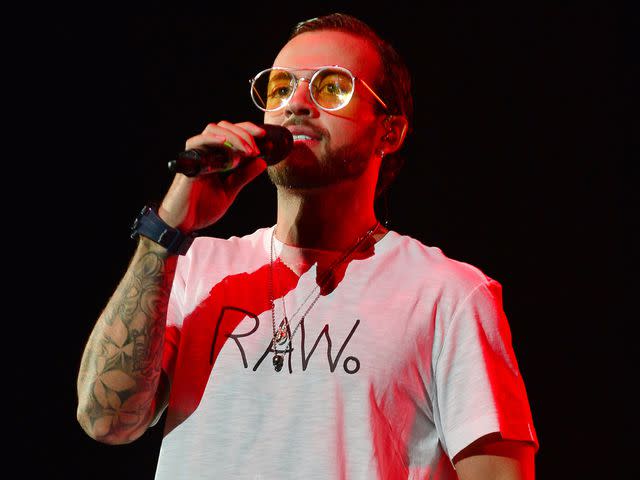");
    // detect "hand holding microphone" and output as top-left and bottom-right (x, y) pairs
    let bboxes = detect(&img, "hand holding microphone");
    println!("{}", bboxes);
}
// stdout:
(168, 123), (293, 177)
(158, 121), (291, 232)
